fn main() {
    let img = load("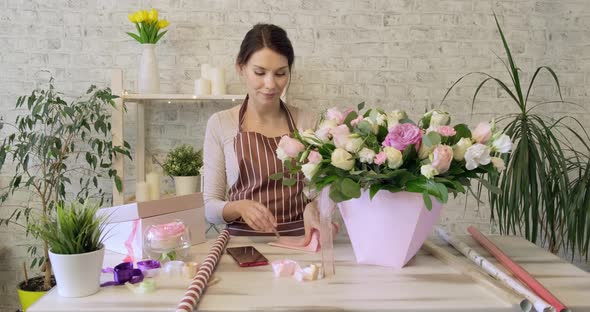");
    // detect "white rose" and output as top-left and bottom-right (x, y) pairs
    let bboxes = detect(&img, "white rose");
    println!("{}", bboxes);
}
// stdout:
(375, 113), (386, 126)
(301, 129), (319, 145)
(358, 147), (376, 164)
(452, 137), (473, 161)
(430, 110), (451, 127)
(491, 157), (506, 171)
(316, 119), (338, 142)
(418, 144), (434, 159)
(276, 146), (290, 161)
(464, 143), (492, 170)
(331, 148), (355, 171)
(420, 164), (438, 179)
(386, 110), (407, 129)
(344, 135), (363, 153)
(492, 134), (512, 153)
(383, 146), (403, 169)
(301, 162), (320, 180)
